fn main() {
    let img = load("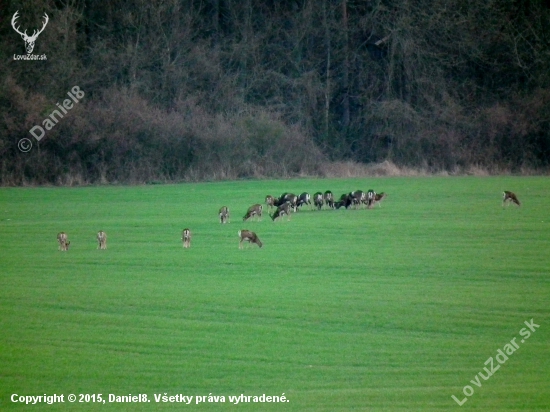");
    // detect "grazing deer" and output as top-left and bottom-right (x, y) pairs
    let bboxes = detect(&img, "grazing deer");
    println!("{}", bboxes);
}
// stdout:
(297, 192), (312, 210)
(57, 232), (70, 251)
(313, 192), (324, 210)
(335, 193), (353, 209)
(97, 231), (107, 249)
(334, 201), (345, 209)
(271, 201), (292, 221)
(181, 228), (191, 248)
(219, 206), (230, 224)
(324, 191), (335, 209)
(265, 195), (277, 212)
(238, 230), (263, 249)
(503, 191), (521, 207)
(374, 192), (387, 207)
(243, 204), (263, 221)
(279, 193), (298, 212)
(350, 190), (366, 209)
